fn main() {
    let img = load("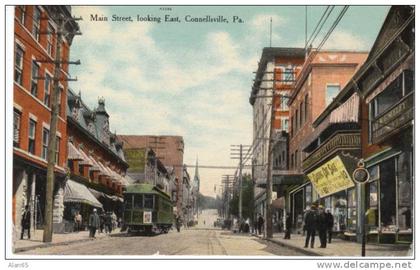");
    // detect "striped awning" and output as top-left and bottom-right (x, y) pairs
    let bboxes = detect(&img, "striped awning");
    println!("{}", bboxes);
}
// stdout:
(64, 179), (103, 208)
(78, 149), (93, 166)
(97, 161), (111, 177)
(68, 142), (84, 161)
(88, 155), (101, 172)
